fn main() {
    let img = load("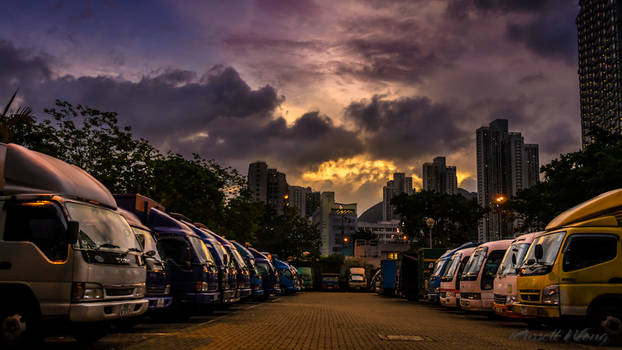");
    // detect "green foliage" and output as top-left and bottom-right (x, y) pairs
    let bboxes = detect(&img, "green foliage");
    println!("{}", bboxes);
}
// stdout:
(254, 207), (321, 259)
(510, 128), (622, 230)
(391, 191), (485, 248)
